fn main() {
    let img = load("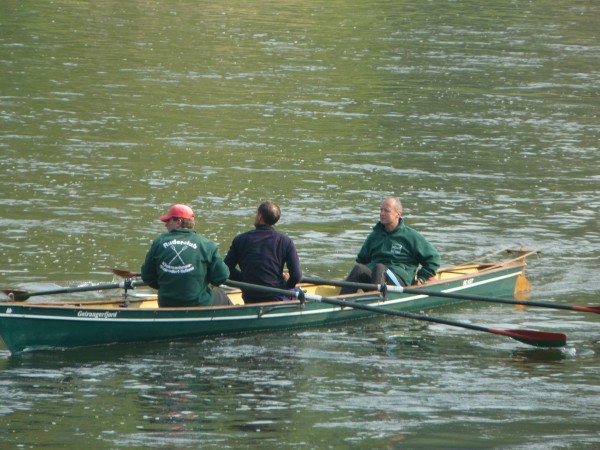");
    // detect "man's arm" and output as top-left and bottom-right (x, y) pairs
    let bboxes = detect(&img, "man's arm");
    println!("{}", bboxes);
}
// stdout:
(223, 240), (243, 281)
(284, 240), (302, 288)
(208, 247), (230, 286)
(415, 238), (441, 281)
(140, 241), (160, 290)
(356, 235), (373, 265)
